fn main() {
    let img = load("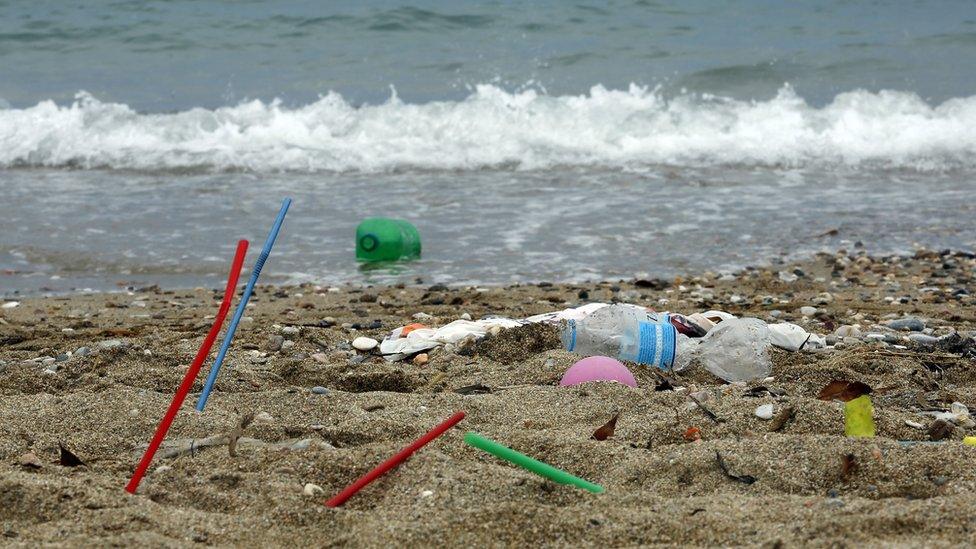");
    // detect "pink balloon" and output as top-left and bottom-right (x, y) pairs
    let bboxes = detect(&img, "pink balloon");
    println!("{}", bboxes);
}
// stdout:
(559, 356), (637, 388)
